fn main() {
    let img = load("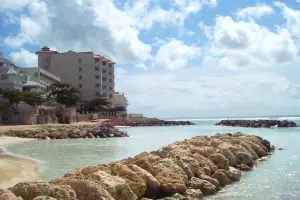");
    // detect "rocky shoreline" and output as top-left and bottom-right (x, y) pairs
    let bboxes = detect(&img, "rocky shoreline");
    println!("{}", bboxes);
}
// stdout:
(0, 124), (128, 140)
(104, 119), (195, 127)
(216, 120), (297, 128)
(1, 132), (274, 200)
